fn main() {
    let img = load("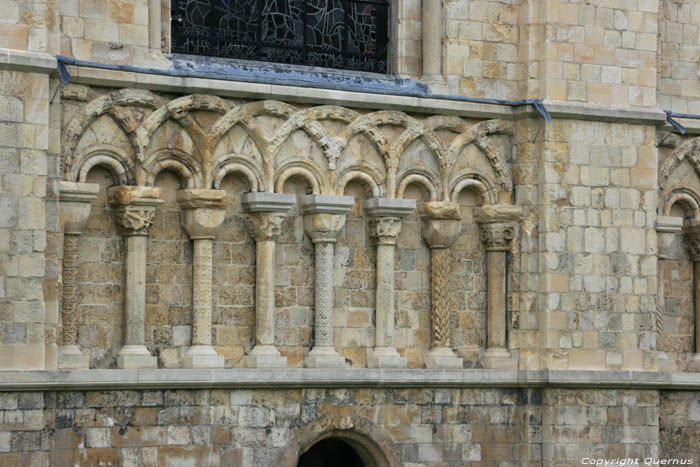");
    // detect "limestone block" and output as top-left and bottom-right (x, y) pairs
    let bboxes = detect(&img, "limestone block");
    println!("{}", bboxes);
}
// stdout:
(364, 197), (416, 218)
(58, 182), (99, 234)
(177, 189), (226, 239)
(241, 192), (296, 213)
